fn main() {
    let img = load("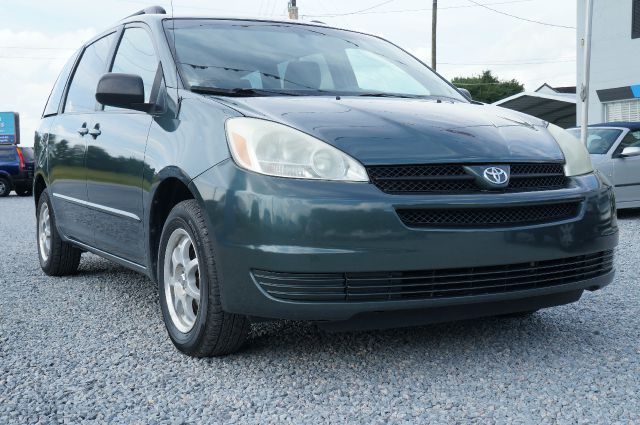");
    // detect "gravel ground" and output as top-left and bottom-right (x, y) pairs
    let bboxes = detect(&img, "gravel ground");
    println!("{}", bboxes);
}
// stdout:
(1, 194), (639, 424)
